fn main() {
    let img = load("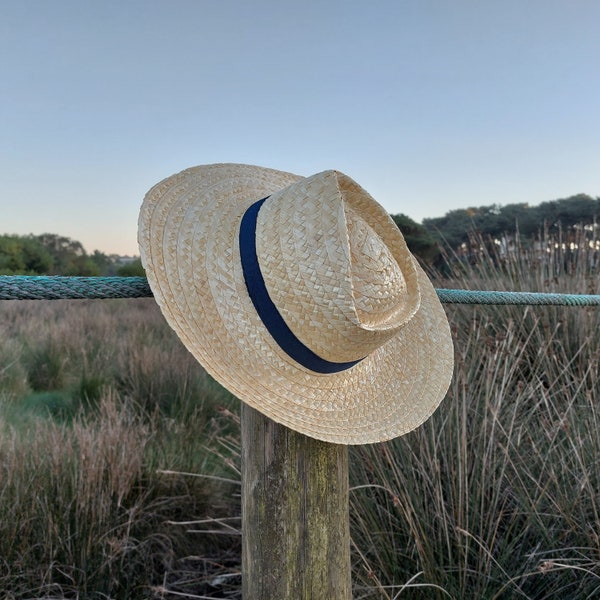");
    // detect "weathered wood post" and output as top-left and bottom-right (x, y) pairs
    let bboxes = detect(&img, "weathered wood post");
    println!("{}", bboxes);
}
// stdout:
(241, 403), (352, 599)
